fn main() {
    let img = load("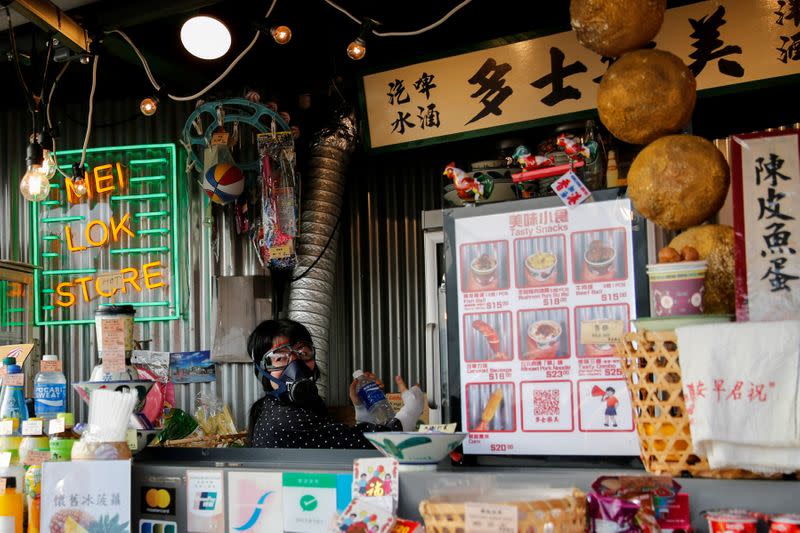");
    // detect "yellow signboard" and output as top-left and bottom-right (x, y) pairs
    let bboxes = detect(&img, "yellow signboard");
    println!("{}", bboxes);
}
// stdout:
(362, 0), (800, 150)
